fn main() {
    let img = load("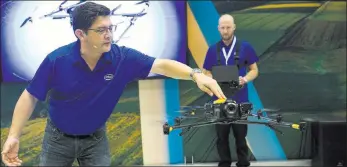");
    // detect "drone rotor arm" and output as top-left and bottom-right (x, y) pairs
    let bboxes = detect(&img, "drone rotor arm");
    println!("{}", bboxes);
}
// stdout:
(249, 113), (305, 131)
(113, 22), (133, 44)
(112, 12), (142, 43)
(249, 112), (286, 124)
(163, 120), (221, 135)
(232, 119), (305, 131)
